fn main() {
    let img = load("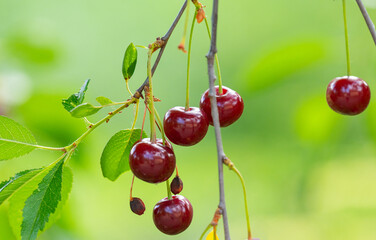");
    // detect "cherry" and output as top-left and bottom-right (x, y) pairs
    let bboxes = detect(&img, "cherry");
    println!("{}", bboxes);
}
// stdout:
(326, 76), (371, 115)
(170, 175), (183, 195)
(153, 195), (193, 235)
(130, 197), (145, 215)
(163, 107), (209, 146)
(200, 86), (244, 127)
(129, 138), (176, 183)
